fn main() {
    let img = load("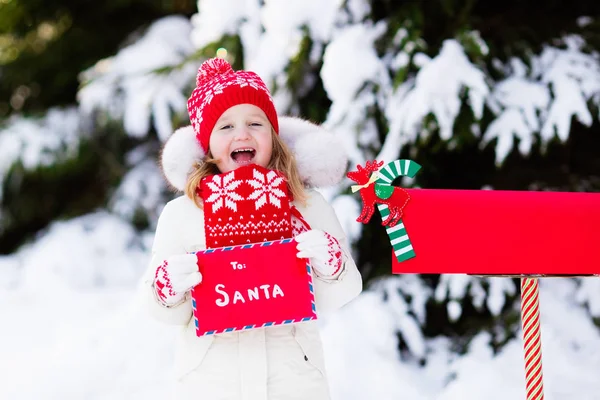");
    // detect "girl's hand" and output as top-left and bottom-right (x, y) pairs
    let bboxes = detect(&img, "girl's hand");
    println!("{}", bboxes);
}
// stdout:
(295, 229), (343, 279)
(153, 254), (202, 306)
